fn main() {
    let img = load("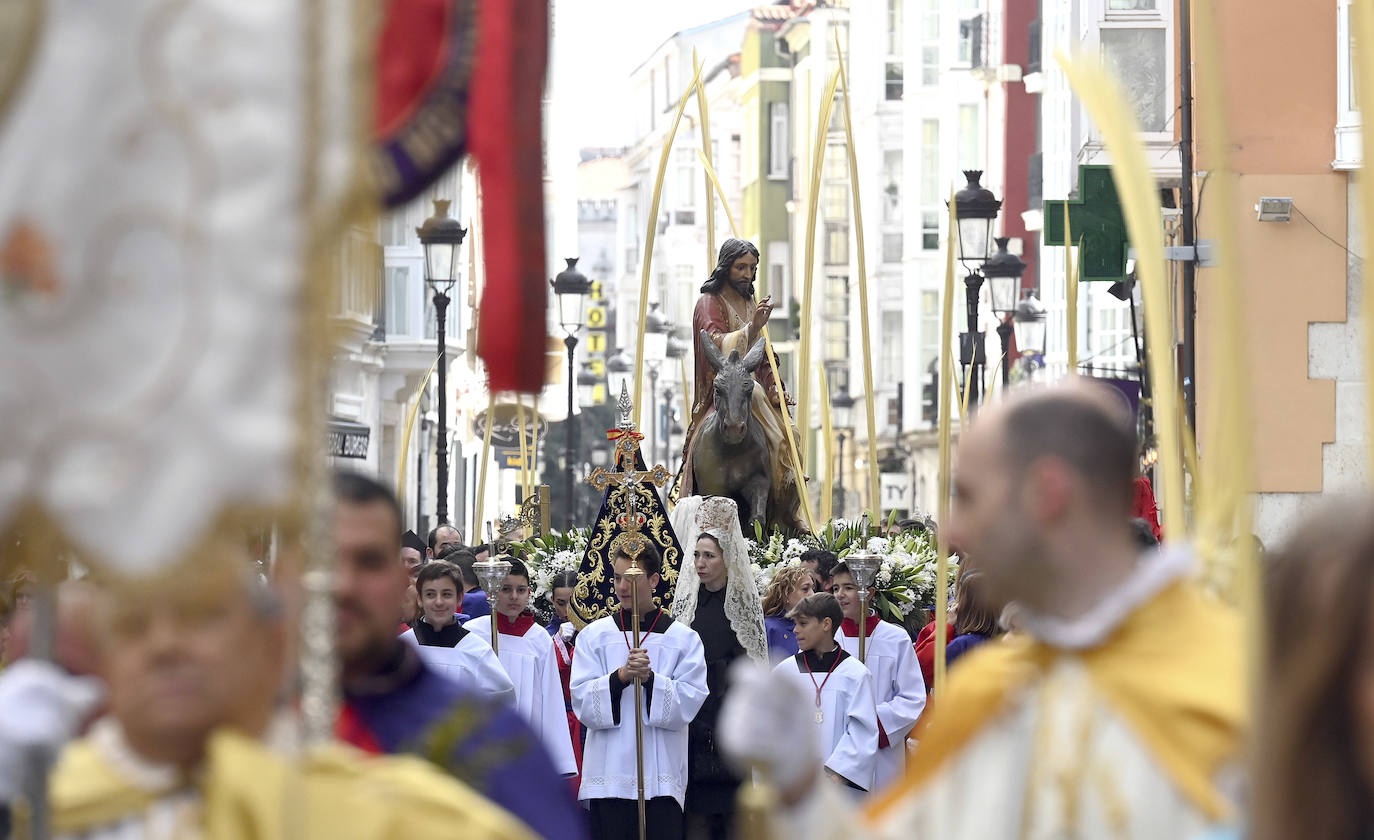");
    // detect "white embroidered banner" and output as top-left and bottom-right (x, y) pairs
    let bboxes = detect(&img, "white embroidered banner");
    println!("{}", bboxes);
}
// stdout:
(0, 0), (359, 573)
